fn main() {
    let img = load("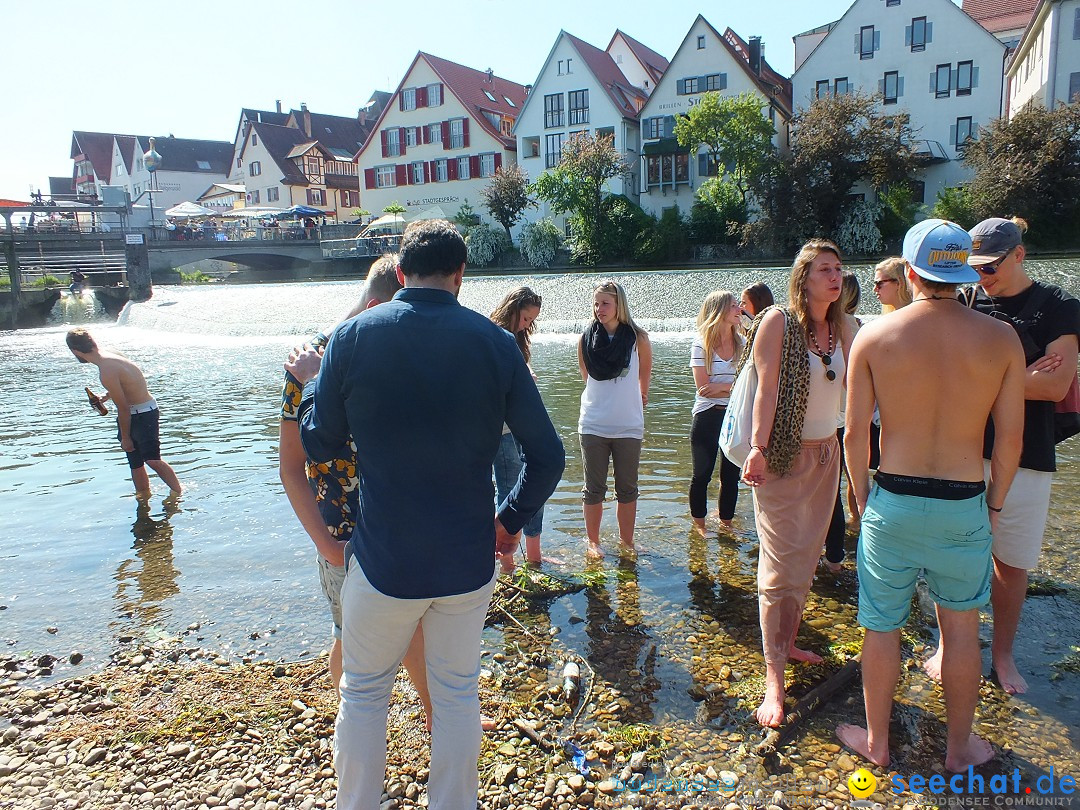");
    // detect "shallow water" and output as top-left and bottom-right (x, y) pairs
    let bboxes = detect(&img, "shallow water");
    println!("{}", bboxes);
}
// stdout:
(3, 263), (1078, 793)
